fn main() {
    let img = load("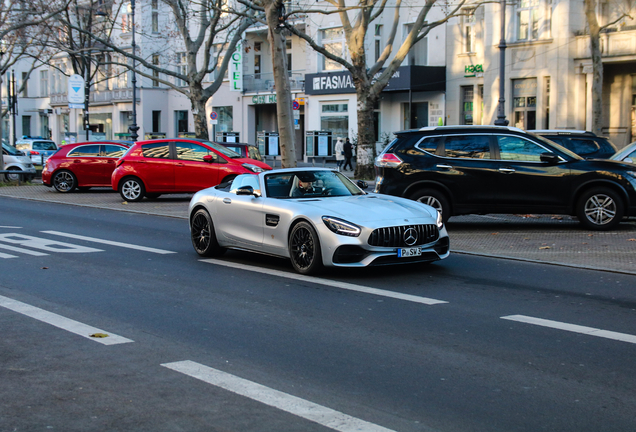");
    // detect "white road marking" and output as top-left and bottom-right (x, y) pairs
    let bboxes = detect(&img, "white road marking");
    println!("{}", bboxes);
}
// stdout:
(502, 315), (636, 344)
(162, 360), (396, 432)
(42, 231), (177, 254)
(0, 251), (17, 258)
(201, 259), (447, 305)
(0, 226), (22, 228)
(0, 243), (49, 256)
(0, 233), (102, 253)
(0, 294), (133, 345)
